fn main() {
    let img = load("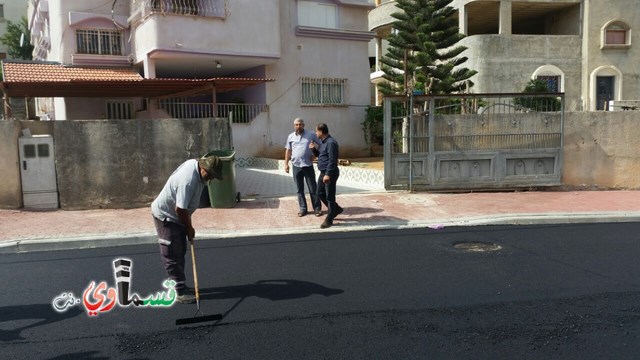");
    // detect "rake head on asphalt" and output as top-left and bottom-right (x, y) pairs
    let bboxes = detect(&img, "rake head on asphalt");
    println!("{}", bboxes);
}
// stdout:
(175, 237), (223, 326)
(175, 306), (222, 326)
